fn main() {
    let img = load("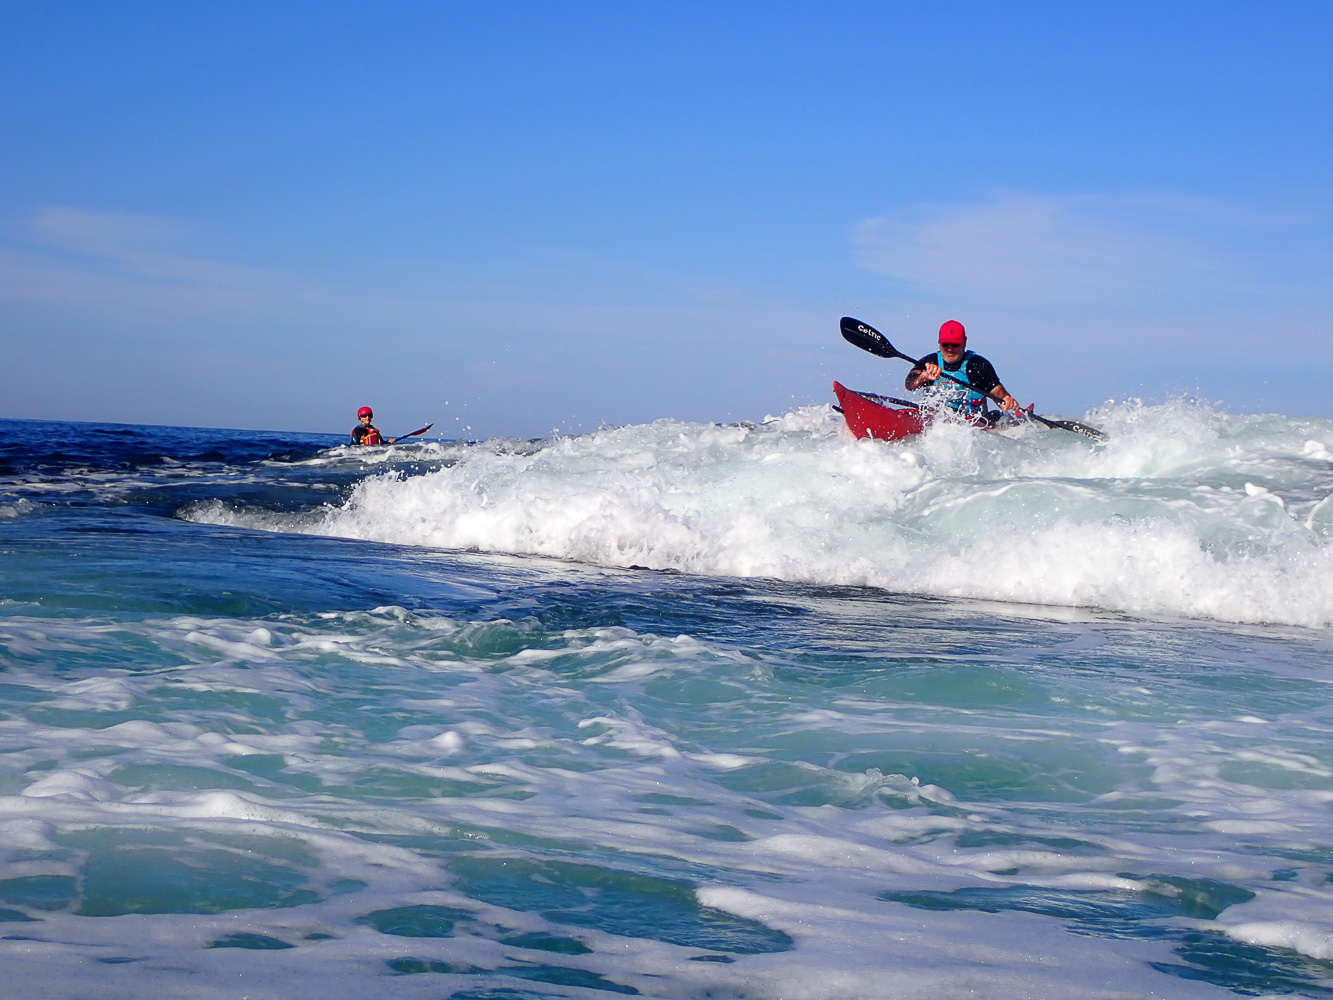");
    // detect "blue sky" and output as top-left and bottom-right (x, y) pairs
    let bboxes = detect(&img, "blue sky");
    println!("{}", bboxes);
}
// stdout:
(2, 2), (1331, 436)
